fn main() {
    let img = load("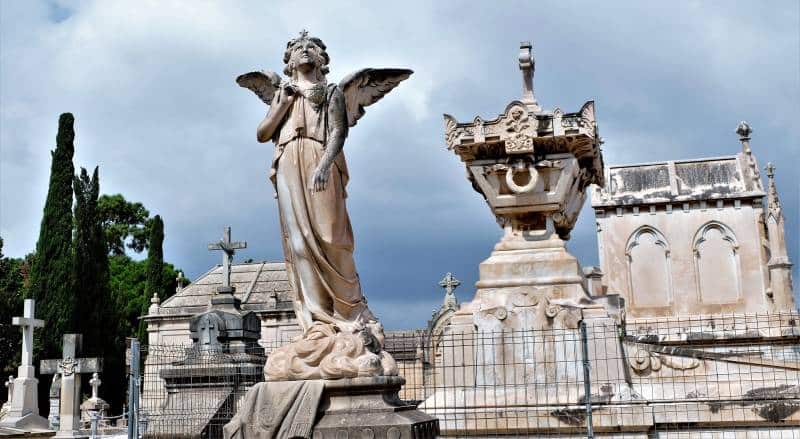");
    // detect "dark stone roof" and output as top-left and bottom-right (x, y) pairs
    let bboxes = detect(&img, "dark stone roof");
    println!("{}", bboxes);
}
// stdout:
(592, 155), (765, 207)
